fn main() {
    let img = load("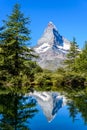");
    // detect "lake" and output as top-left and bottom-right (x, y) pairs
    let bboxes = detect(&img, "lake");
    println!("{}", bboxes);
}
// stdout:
(0, 91), (87, 130)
